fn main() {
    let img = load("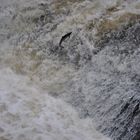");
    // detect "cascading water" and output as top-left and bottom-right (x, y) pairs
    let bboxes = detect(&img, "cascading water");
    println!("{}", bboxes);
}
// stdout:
(0, 0), (140, 140)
